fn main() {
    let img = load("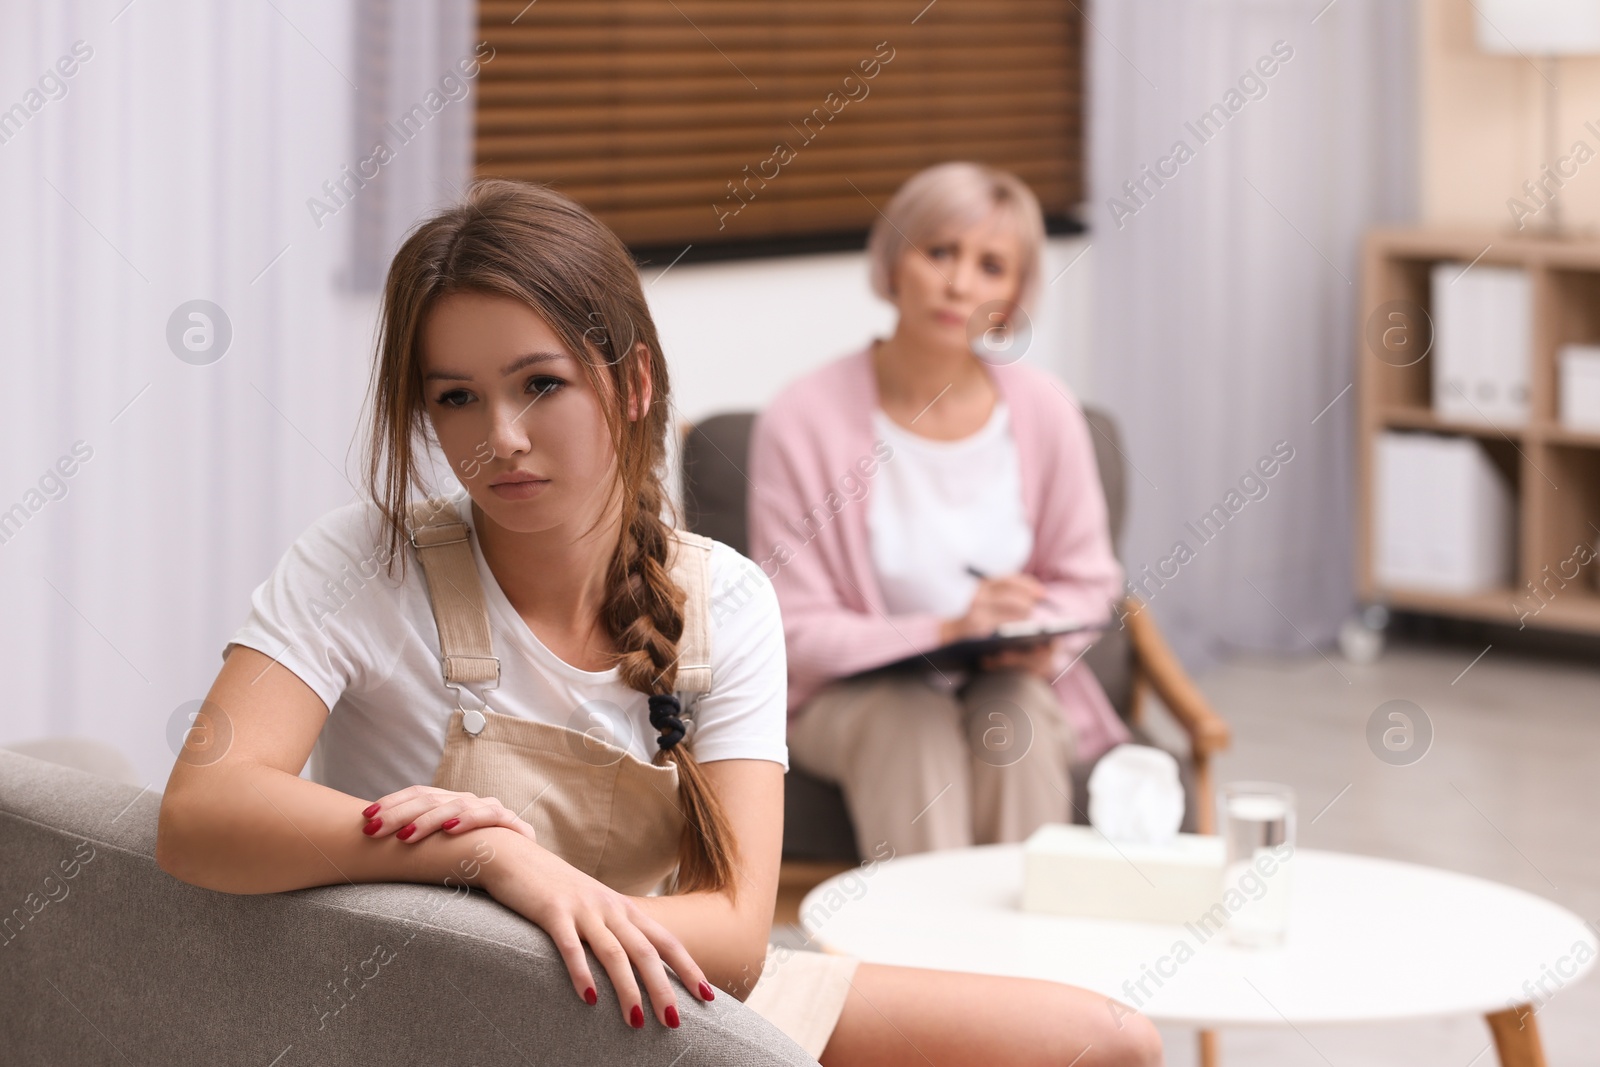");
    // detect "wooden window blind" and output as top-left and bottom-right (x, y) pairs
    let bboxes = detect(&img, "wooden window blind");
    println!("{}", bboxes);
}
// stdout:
(474, 0), (1084, 260)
